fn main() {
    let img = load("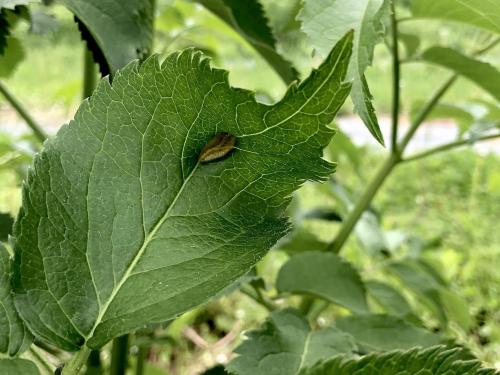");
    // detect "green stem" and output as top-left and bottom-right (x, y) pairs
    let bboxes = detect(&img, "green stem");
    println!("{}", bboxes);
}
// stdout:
(135, 346), (147, 375)
(402, 133), (500, 163)
(240, 284), (277, 311)
(83, 49), (97, 99)
(61, 346), (91, 375)
(0, 81), (47, 142)
(327, 152), (400, 253)
(85, 350), (102, 375)
(110, 335), (130, 375)
(390, 0), (400, 152)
